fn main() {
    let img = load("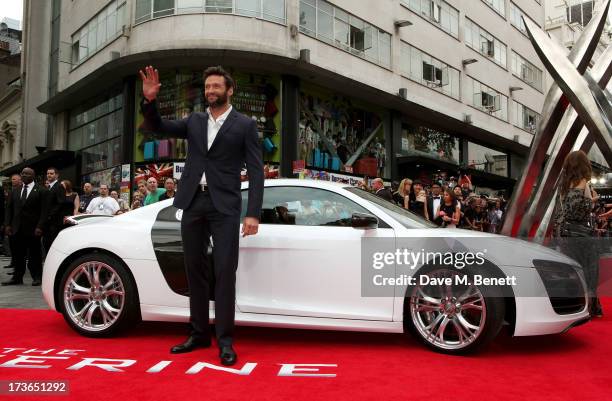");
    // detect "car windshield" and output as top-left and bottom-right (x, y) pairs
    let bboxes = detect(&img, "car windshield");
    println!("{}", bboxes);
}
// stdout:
(345, 187), (437, 229)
